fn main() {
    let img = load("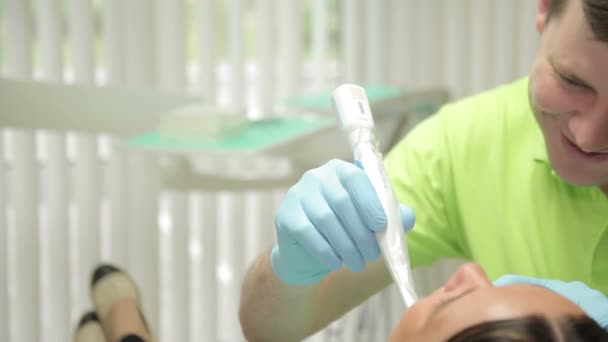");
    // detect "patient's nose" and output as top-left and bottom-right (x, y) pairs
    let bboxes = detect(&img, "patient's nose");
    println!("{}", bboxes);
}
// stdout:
(443, 263), (493, 293)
